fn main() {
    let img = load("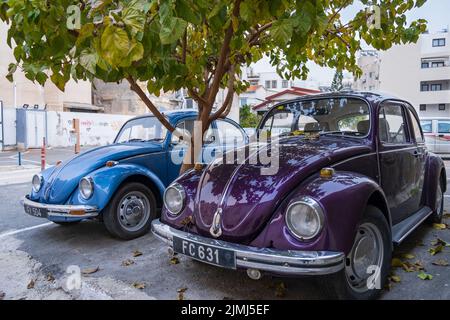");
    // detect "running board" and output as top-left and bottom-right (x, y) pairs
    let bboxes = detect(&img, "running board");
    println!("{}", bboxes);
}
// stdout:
(392, 206), (433, 245)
